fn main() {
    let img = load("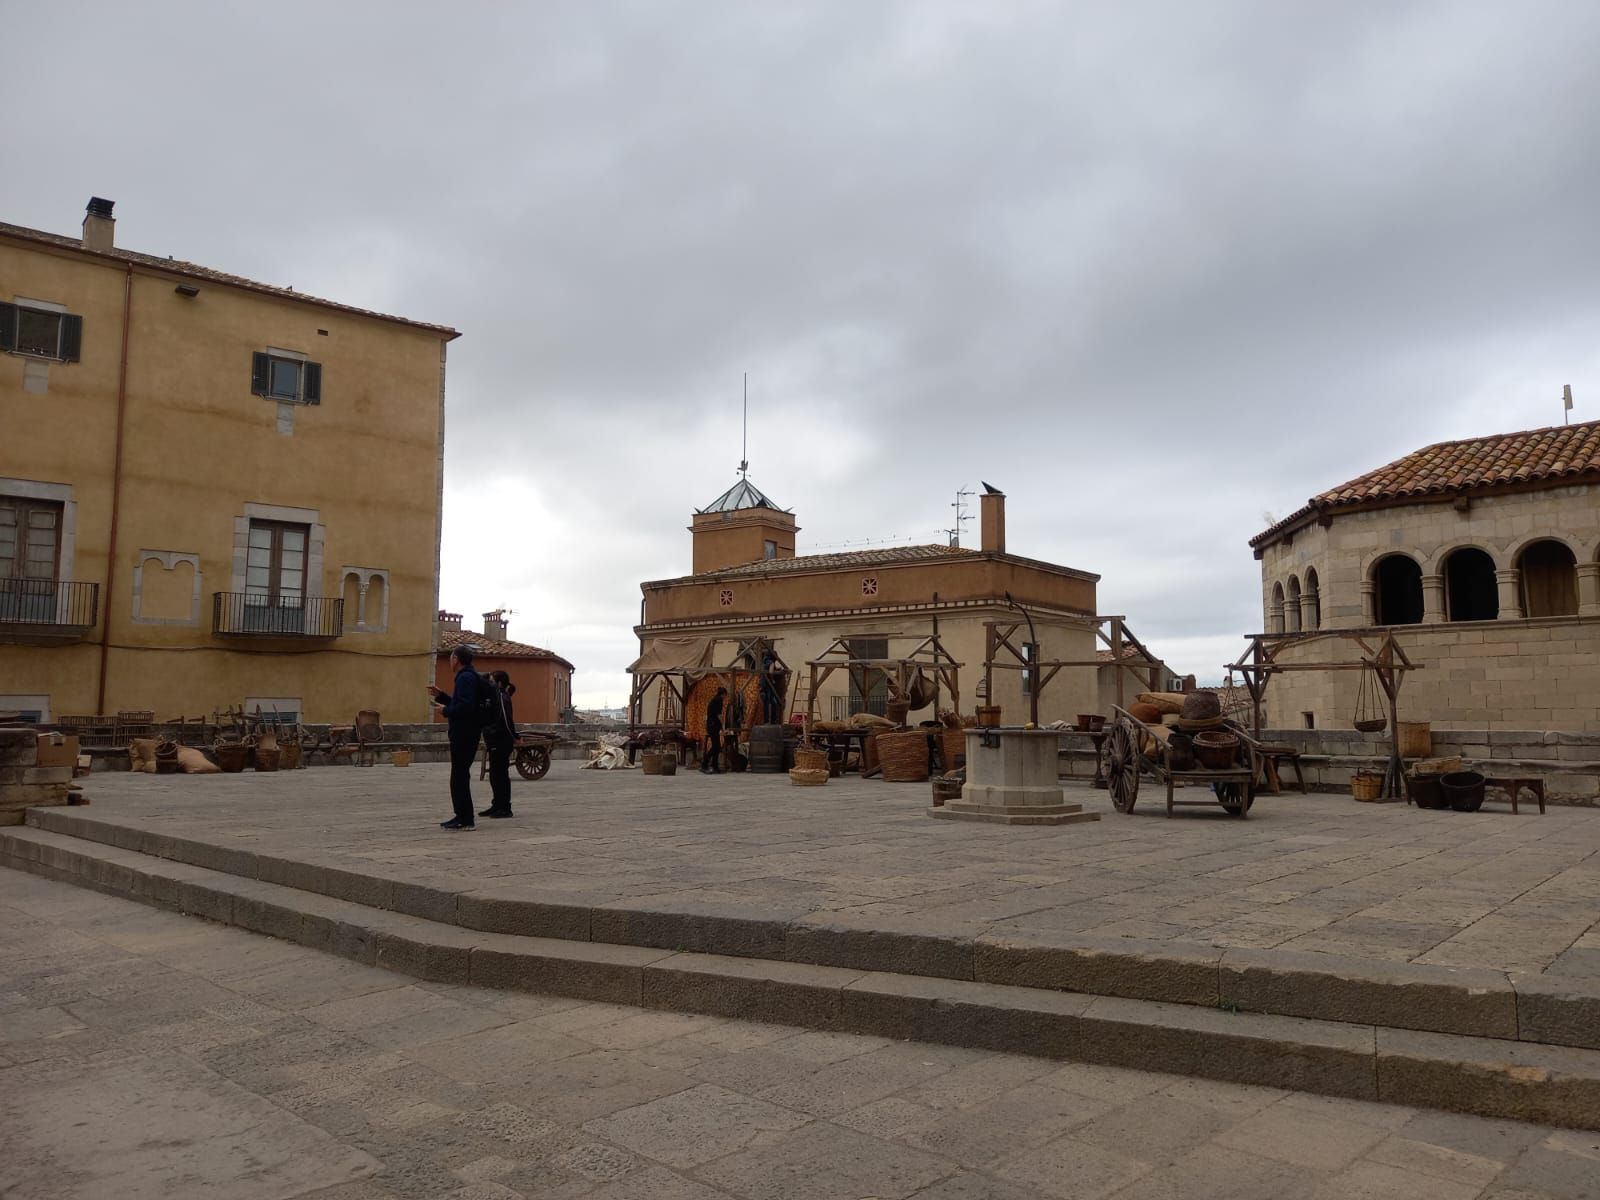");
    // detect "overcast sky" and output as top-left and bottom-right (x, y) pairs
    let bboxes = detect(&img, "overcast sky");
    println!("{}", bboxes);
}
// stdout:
(7, 2), (1599, 706)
